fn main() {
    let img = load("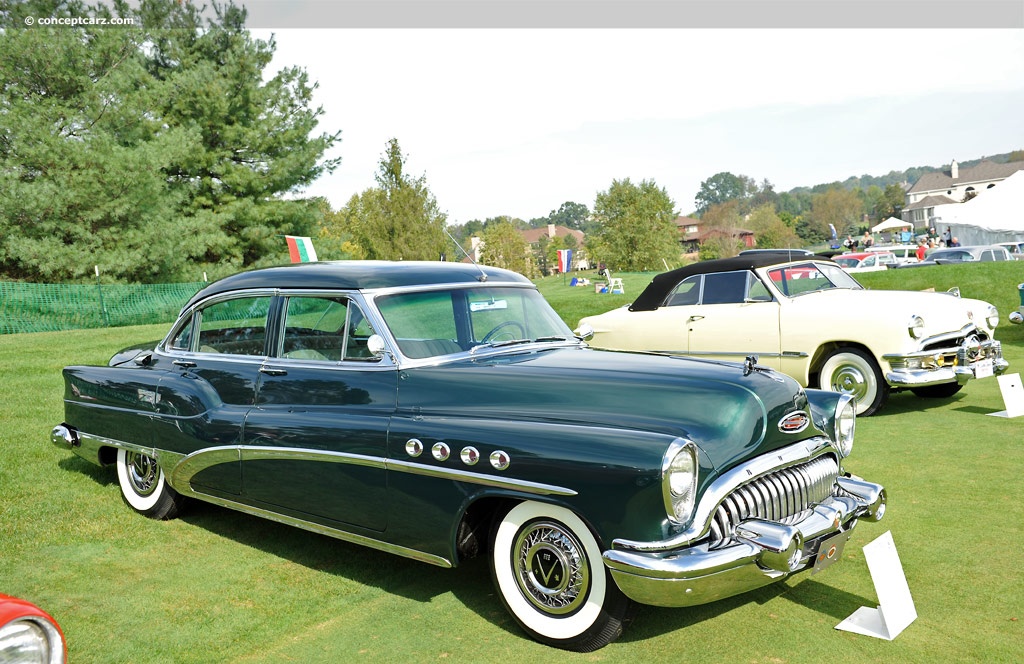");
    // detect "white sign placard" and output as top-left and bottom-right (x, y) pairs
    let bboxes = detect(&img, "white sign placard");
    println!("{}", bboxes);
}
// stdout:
(836, 530), (917, 640)
(989, 373), (1024, 419)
